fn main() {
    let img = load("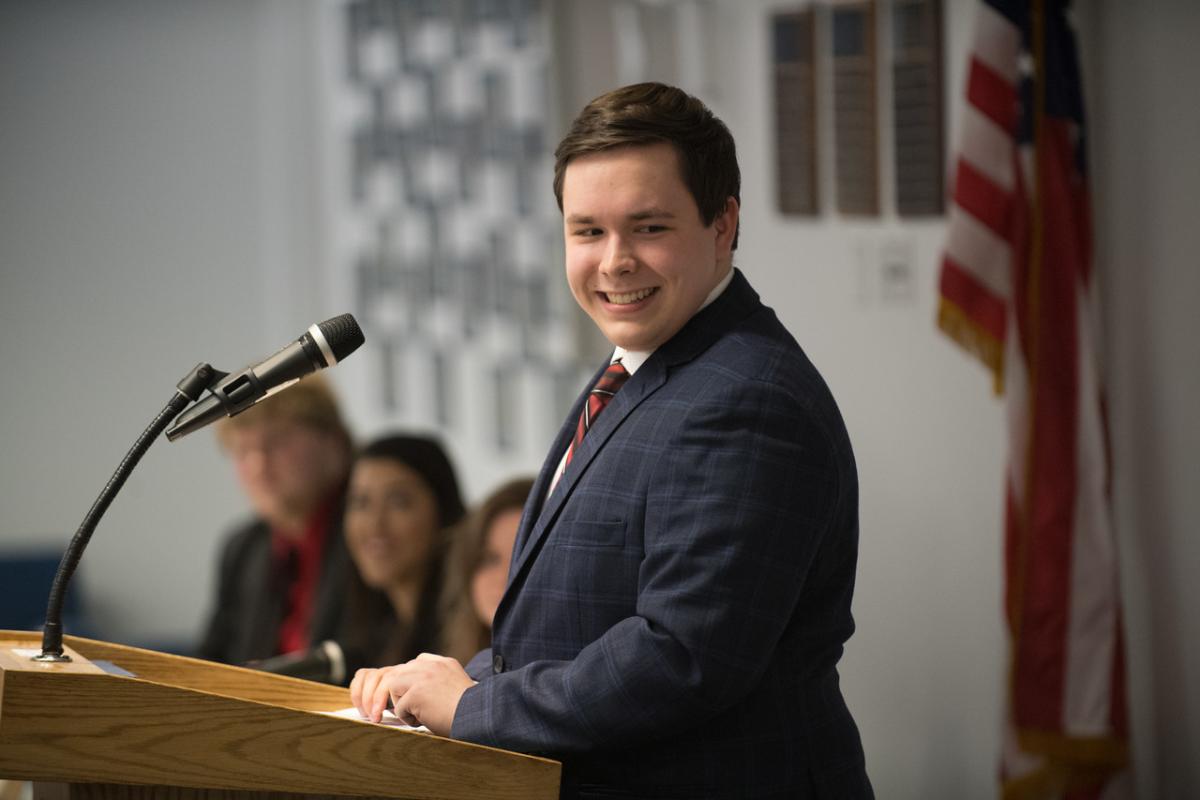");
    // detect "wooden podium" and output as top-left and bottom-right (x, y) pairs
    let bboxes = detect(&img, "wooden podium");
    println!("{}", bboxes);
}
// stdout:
(0, 631), (560, 800)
